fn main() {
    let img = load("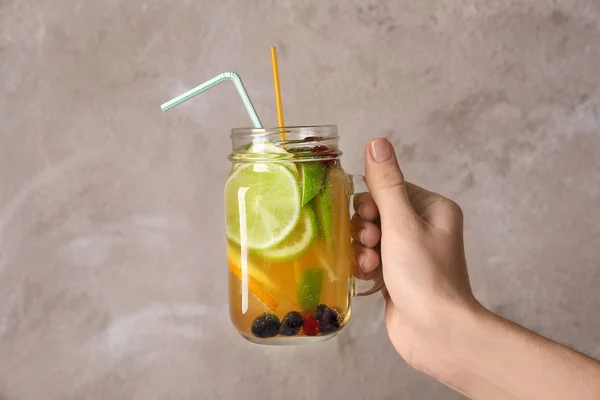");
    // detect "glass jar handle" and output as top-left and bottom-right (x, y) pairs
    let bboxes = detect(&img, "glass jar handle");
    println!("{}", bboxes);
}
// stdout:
(348, 174), (385, 297)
